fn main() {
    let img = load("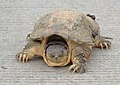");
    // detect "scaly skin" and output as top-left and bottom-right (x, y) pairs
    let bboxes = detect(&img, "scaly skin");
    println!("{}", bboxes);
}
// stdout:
(94, 36), (112, 50)
(68, 45), (92, 74)
(16, 41), (43, 62)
